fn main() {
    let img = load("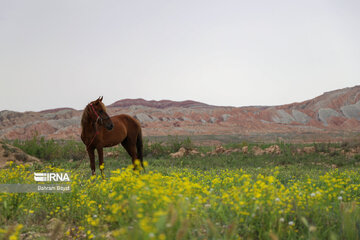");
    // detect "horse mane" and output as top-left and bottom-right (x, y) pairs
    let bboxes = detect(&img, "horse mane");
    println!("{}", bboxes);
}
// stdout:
(81, 104), (91, 130)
